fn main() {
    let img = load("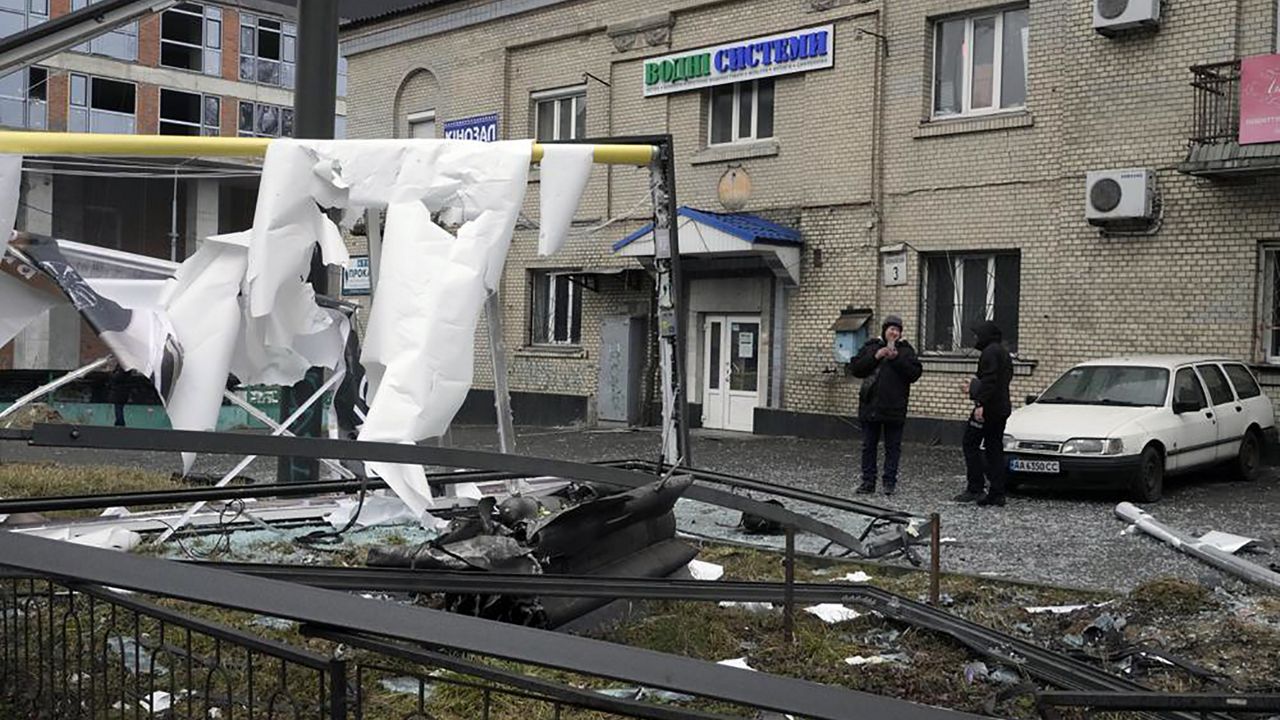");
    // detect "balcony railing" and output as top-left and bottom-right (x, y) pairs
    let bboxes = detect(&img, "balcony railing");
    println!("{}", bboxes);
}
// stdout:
(1189, 60), (1241, 146)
